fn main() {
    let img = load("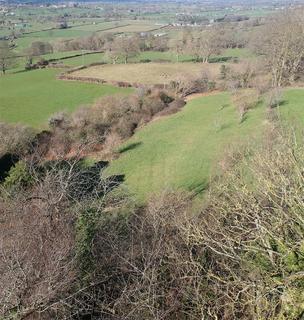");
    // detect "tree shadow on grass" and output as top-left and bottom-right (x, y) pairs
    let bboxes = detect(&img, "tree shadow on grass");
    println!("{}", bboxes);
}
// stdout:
(13, 68), (33, 75)
(239, 114), (249, 124)
(277, 100), (288, 107)
(188, 179), (208, 196)
(119, 142), (142, 154)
